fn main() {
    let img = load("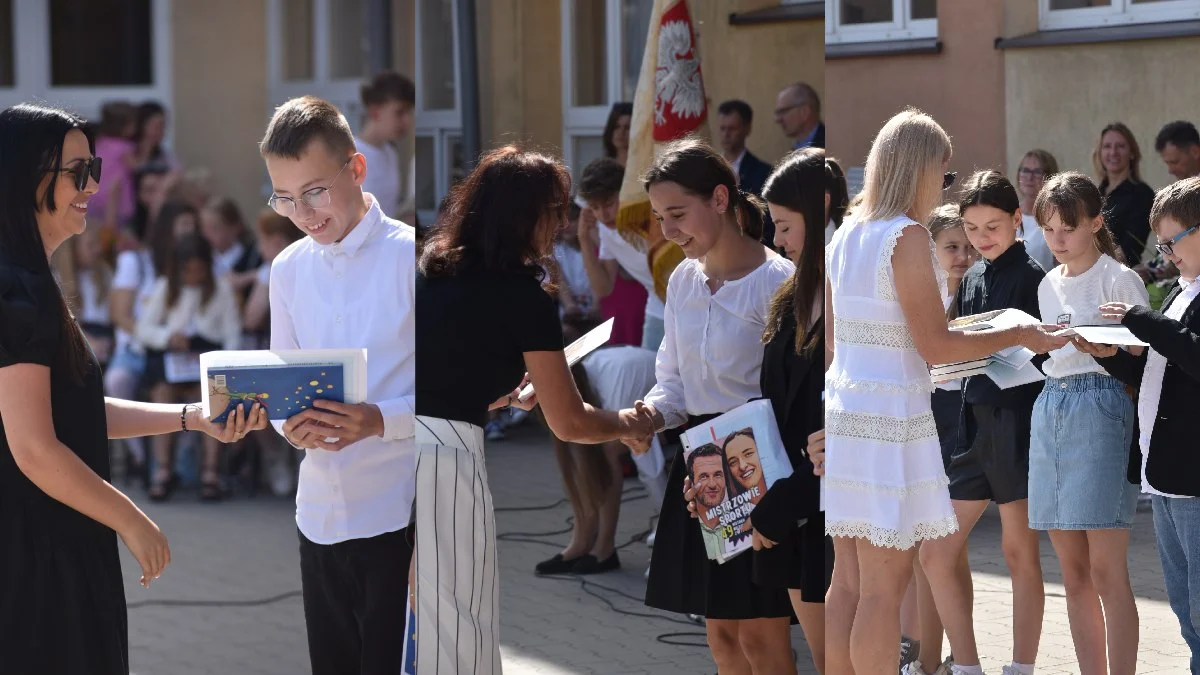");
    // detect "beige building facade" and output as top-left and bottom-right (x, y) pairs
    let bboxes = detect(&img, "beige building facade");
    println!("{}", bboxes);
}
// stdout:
(0, 0), (409, 224)
(415, 0), (822, 222)
(827, 0), (1200, 195)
